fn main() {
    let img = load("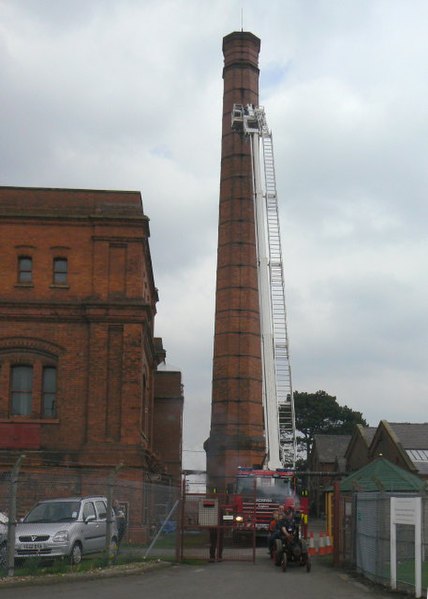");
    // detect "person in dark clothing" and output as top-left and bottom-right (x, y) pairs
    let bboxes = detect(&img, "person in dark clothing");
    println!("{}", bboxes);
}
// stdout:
(209, 527), (223, 561)
(279, 505), (297, 546)
(268, 506), (286, 555)
(113, 499), (127, 544)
